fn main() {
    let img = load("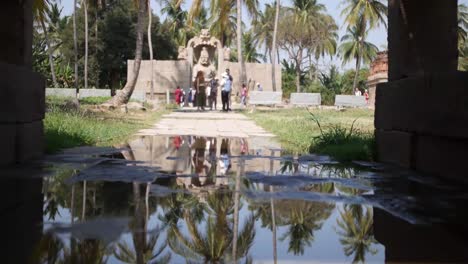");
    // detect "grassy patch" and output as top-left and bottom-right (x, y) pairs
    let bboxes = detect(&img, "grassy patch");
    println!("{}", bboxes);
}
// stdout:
(45, 96), (167, 153)
(246, 108), (375, 161)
